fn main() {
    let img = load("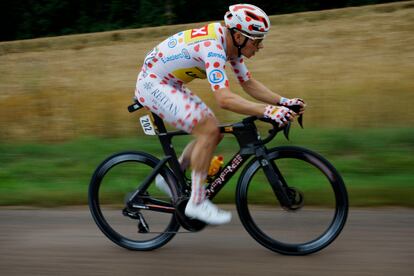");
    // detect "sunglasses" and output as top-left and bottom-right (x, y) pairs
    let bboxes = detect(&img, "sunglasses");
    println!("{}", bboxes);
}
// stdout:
(240, 33), (264, 47)
(250, 38), (263, 47)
